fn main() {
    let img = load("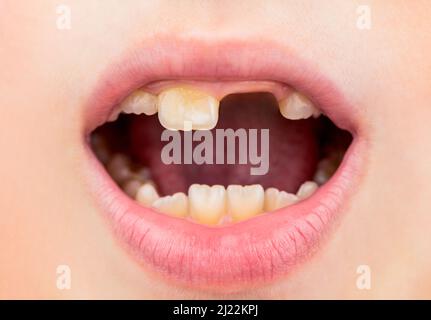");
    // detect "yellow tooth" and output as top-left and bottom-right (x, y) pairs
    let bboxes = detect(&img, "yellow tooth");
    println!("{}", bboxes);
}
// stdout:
(188, 184), (226, 225)
(120, 90), (158, 115)
(227, 185), (264, 222)
(279, 92), (320, 120)
(152, 192), (188, 218)
(264, 188), (298, 211)
(297, 181), (318, 199)
(157, 87), (219, 131)
(136, 183), (159, 206)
